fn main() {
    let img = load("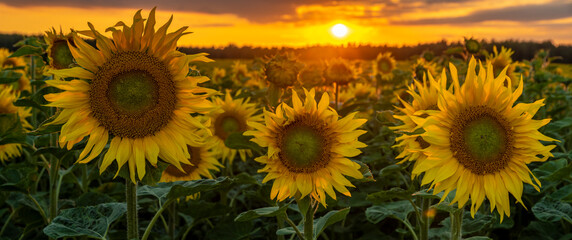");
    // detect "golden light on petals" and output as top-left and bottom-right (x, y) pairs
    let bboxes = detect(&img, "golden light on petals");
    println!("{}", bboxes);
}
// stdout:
(245, 88), (367, 206)
(44, 8), (217, 183)
(414, 57), (557, 221)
